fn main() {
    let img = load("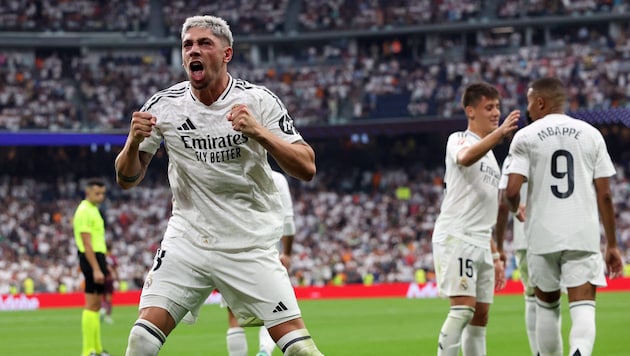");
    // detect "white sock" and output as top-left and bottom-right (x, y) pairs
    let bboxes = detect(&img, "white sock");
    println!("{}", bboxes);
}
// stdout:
(525, 296), (538, 356)
(569, 301), (596, 356)
(125, 319), (165, 356)
(259, 326), (276, 355)
(536, 298), (563, 356)
(437, 306), (475, 356)
(276, 329), (323, 356)
(226, 327), (248, 356)
(461, 325), (486, 356)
